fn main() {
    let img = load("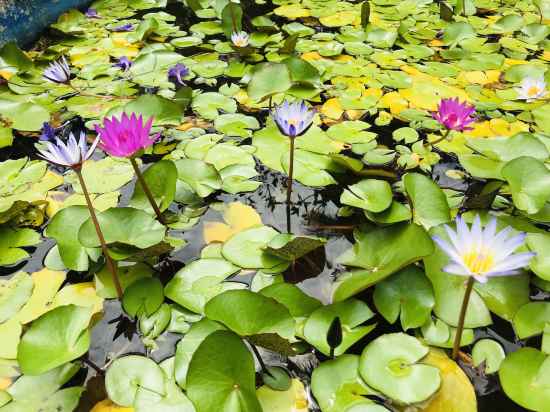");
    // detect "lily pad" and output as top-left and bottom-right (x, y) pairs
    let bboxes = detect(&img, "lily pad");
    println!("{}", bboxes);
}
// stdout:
(340, 179), (393, 213)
